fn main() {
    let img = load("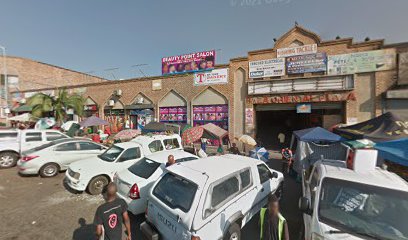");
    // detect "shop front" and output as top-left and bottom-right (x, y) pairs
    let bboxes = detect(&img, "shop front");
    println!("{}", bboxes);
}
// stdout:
(83, 97), (99, 117)
(158, 91), (187, 124)
(125, 93), (154, 130)
(192, 88), (229, 130)
(104, 100), (125, 133)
